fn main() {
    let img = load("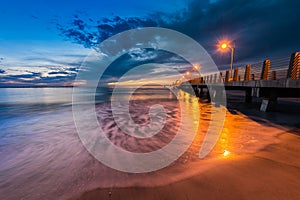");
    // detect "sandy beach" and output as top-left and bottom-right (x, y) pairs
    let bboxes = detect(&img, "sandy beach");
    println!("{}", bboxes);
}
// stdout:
(75, 94), (300, 200)
(77, 131), (300, 200)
